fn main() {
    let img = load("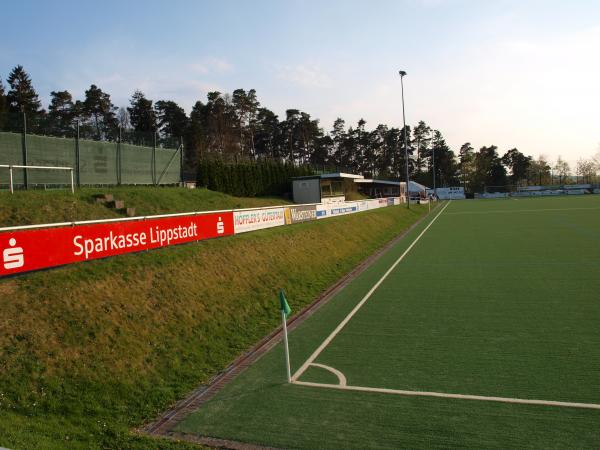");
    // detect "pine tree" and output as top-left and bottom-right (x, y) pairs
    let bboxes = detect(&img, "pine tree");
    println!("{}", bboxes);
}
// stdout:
(47, 90), (75, 136)
(0, 79), (7, 130)
(458, 142), (475, 191)
(501, 148), (531, 185)
(82, 84), (118, 140)
(155, 100), (188, 141)
(6, 65), (42, 115)
(128, 90), (156, 135)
